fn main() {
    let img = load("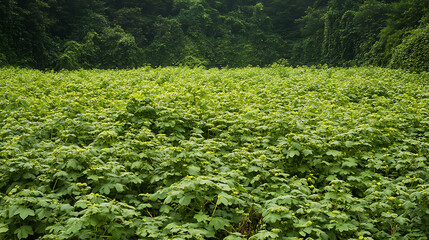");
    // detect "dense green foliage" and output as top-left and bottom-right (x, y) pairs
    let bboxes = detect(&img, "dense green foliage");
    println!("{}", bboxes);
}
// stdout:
(390, 24), (429, 72)
(1, 66), (428, 239)
(0, 0), (428, 70)
(293, 0), (429, 70)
